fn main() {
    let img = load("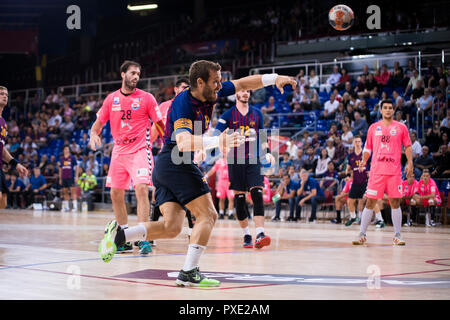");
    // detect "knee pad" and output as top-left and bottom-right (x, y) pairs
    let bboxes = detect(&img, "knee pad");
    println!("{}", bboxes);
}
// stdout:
(250, 187), (264, 217)
(235, 194), (247, 221)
